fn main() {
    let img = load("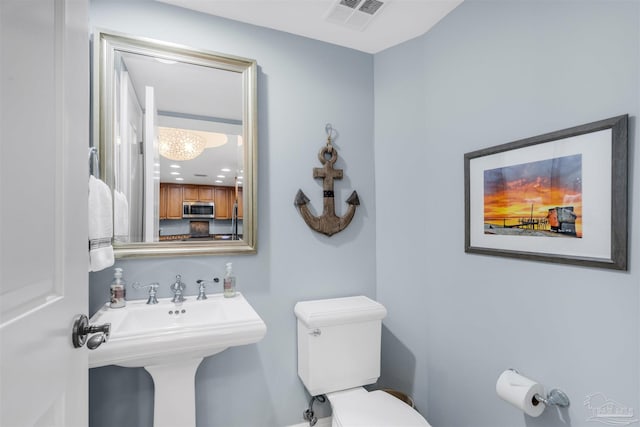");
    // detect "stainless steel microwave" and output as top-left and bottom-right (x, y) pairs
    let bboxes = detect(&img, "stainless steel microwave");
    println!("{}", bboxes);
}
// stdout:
(182, 201), (215, 219)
